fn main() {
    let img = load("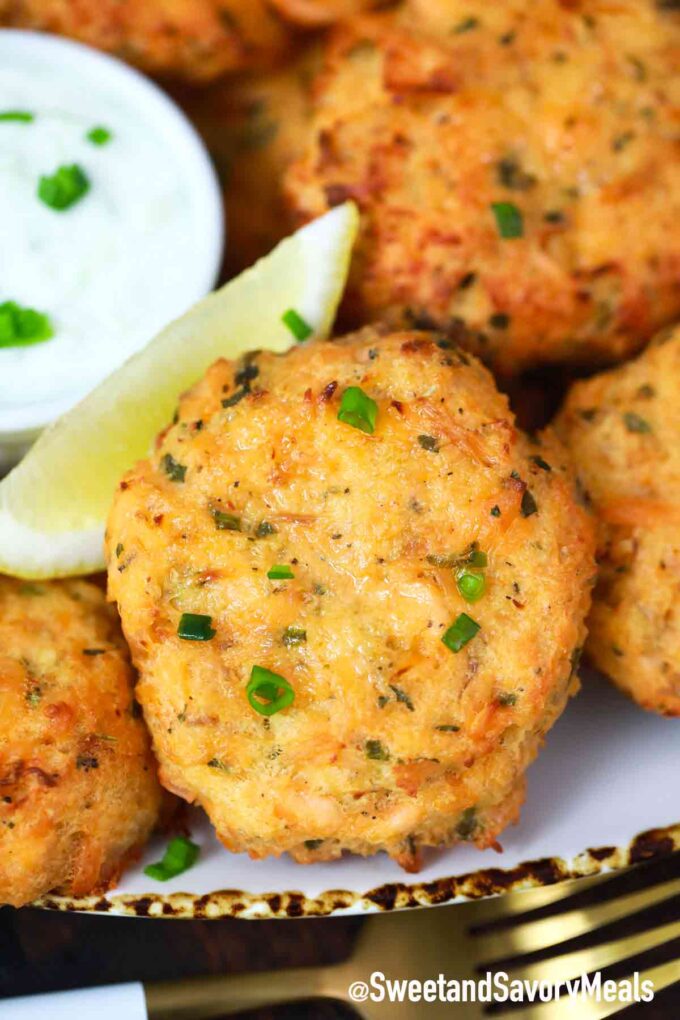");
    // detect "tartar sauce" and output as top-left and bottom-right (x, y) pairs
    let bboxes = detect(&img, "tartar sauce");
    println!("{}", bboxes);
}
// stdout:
(0, 33), (222, 432)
